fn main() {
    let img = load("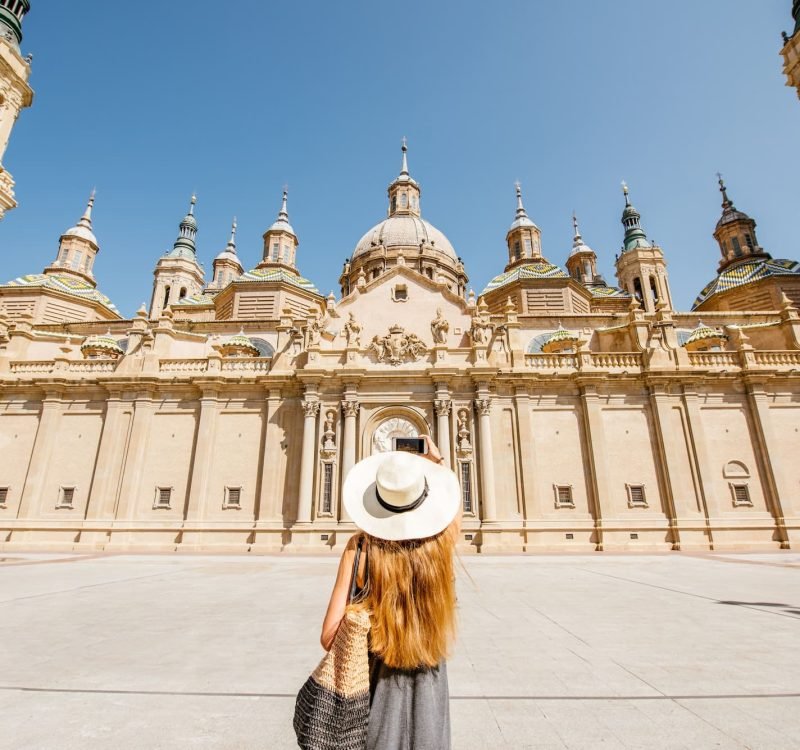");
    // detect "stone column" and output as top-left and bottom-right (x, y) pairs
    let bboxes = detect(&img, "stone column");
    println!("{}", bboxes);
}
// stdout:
(577, 384), (609, 550)
(434, 392), (452, 468)
(512, 387), (539, 521)
(255, 389), (281, 521)
(744, 381), (790, 548)
(186, 388), (221, 522)
(296, 397), (320, 524)
(17, 389), (63, 520)
(340, 399), (359, 522)
(474, 394), (497, 523)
